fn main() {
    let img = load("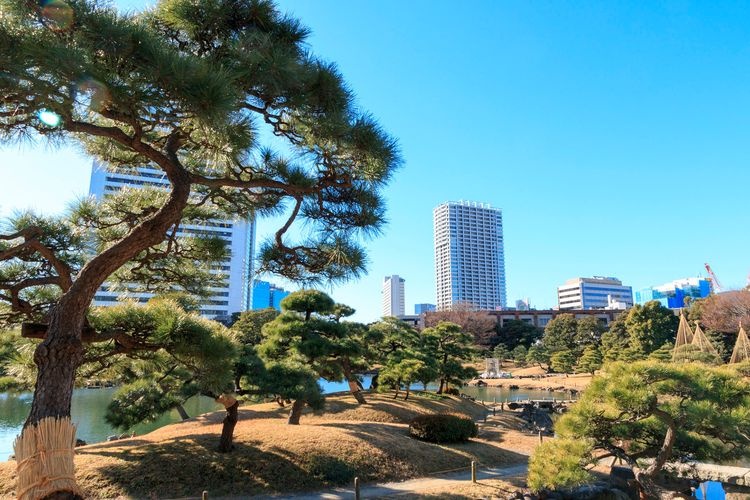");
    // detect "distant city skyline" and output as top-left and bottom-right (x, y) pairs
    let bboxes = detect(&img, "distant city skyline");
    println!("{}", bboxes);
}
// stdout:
(2, 0), (750, 322)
